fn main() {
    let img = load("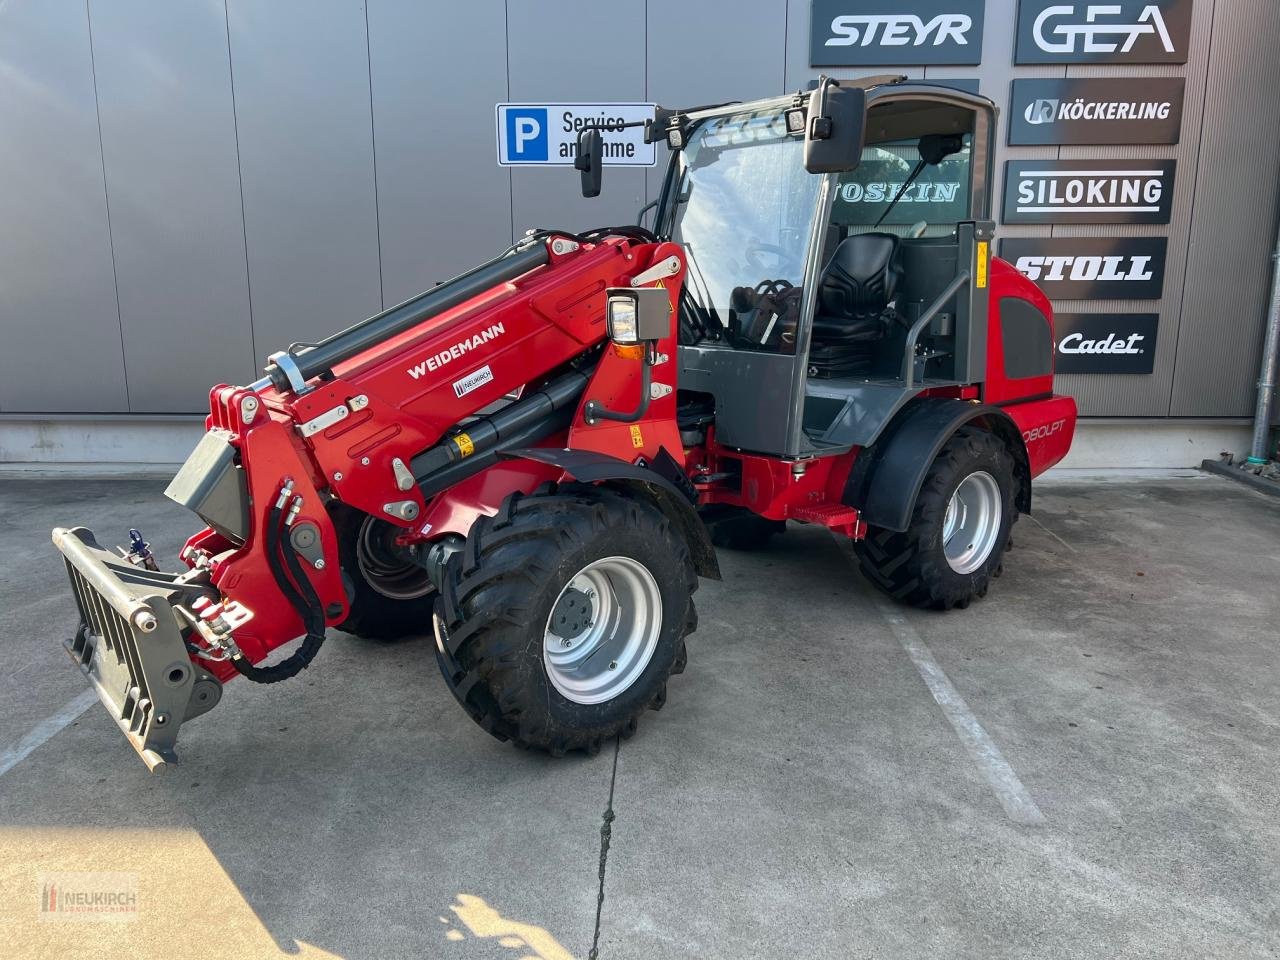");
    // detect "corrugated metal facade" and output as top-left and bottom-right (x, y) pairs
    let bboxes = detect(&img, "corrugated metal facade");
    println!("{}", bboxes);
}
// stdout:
(0, 0), (1275, 418)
